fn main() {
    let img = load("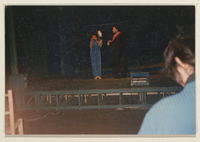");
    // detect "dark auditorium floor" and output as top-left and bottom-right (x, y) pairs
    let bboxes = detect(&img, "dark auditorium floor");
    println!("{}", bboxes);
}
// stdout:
(16, 108), (148, 135)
